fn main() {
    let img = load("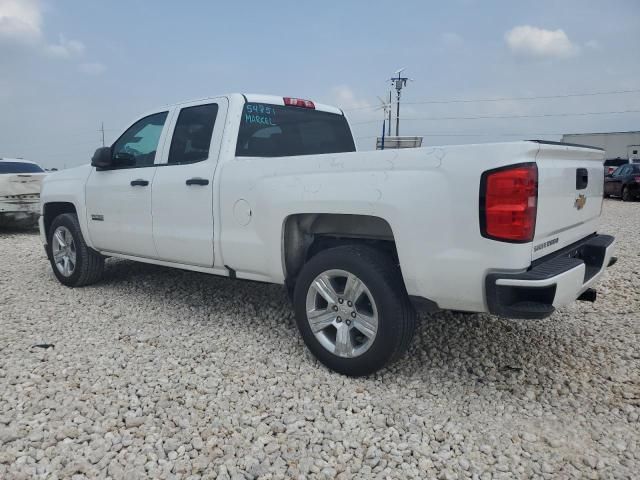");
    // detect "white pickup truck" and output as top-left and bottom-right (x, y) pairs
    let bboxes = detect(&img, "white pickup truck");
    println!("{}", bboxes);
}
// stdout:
(39, 94), (616, 376)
